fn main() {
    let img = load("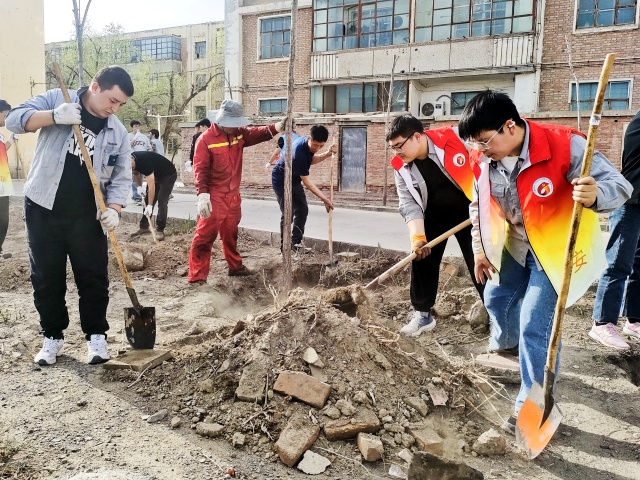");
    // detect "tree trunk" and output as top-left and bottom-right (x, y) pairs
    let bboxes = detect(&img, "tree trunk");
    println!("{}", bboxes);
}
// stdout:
(282, 0), (298, 294)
